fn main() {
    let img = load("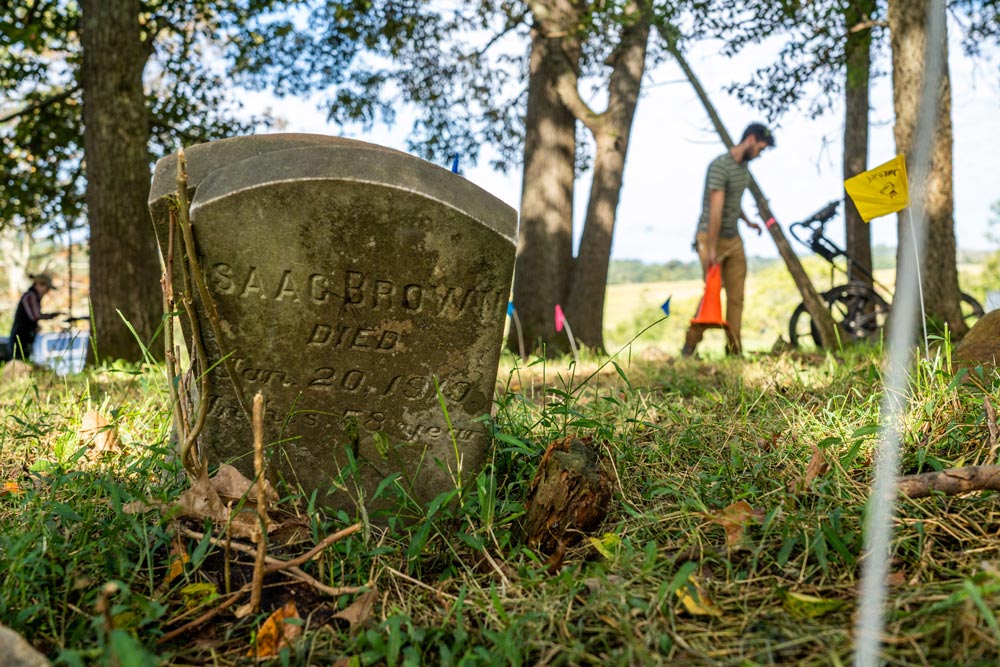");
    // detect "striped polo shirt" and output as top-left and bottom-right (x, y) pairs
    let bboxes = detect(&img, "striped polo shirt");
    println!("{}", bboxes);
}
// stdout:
(696, 152), (750, 238)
